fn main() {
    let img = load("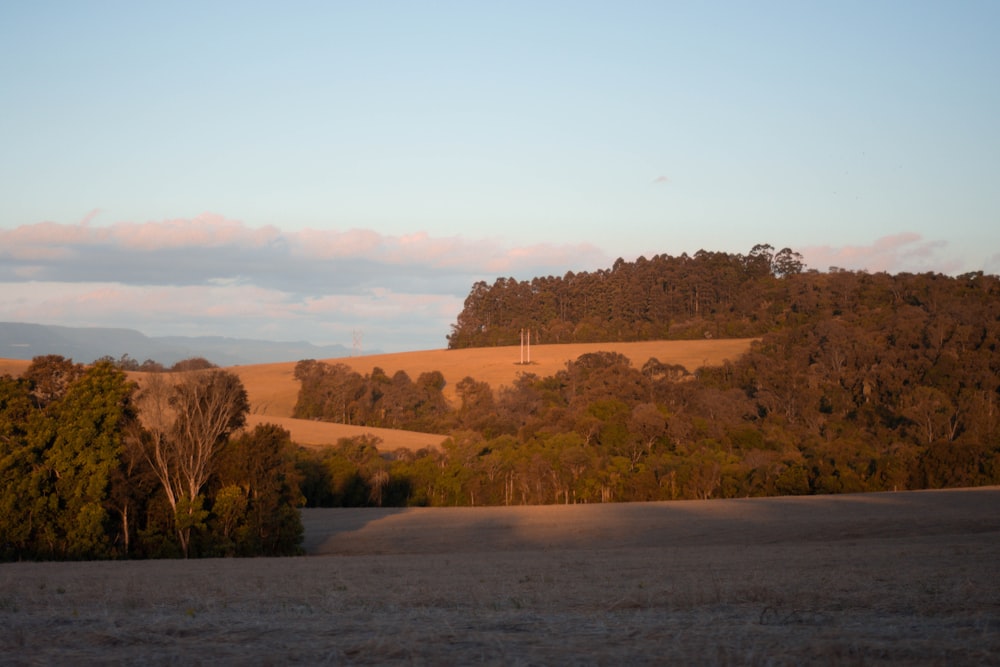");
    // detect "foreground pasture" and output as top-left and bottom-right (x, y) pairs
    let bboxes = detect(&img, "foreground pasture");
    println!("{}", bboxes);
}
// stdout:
(2, 488), (998, 664)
